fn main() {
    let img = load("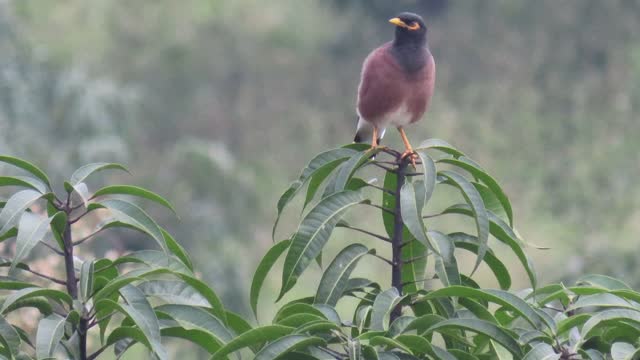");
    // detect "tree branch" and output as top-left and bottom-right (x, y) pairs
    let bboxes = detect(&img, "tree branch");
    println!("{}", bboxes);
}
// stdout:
(73, 228), (105, 246)
(364, 183), (394, 195)
(371, 253), (393, 266)
(39, 240), (64, 256)
(25, 268), (67, 285)
(362, 203), (395, 215)
(338, 224), (391, 243)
